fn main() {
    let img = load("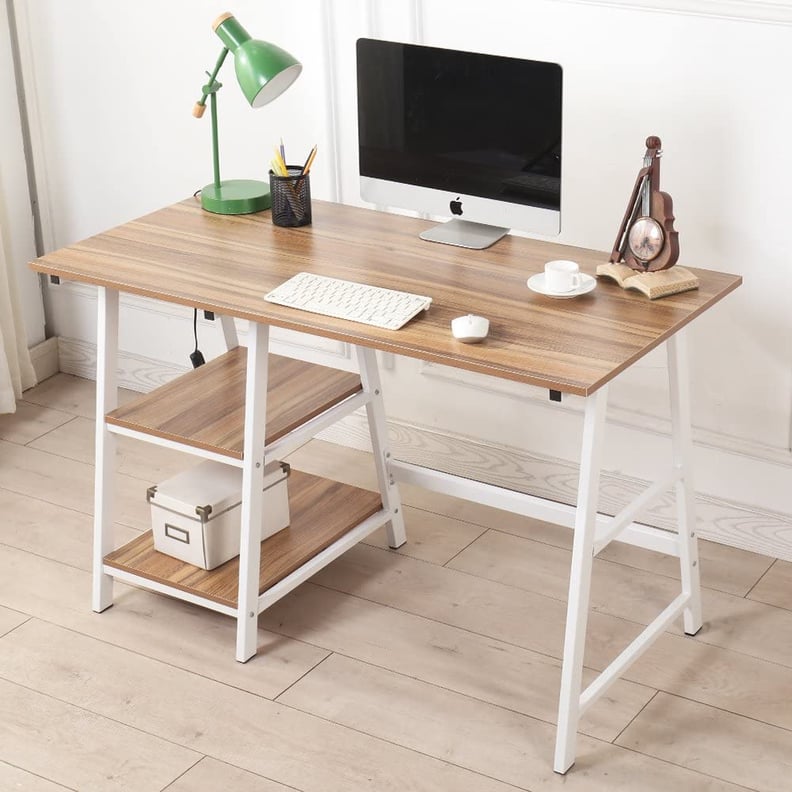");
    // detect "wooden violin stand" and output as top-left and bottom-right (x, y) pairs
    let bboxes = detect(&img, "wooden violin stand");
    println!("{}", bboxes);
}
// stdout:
(598, 135), (699, 299)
